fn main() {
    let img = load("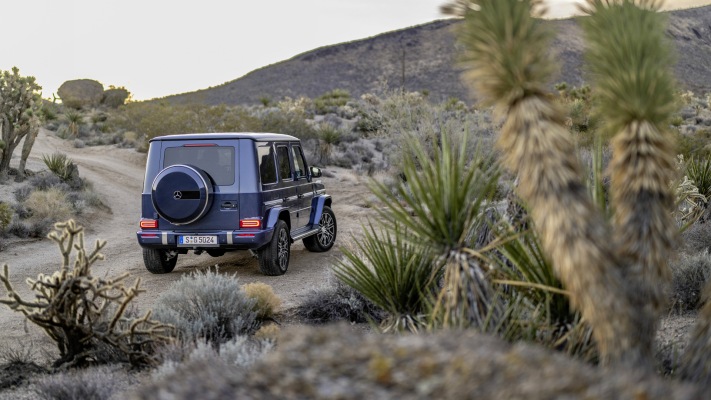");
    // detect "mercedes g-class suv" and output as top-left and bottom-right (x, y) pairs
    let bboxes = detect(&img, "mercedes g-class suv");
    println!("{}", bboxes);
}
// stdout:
(136, 133), (337, 276)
